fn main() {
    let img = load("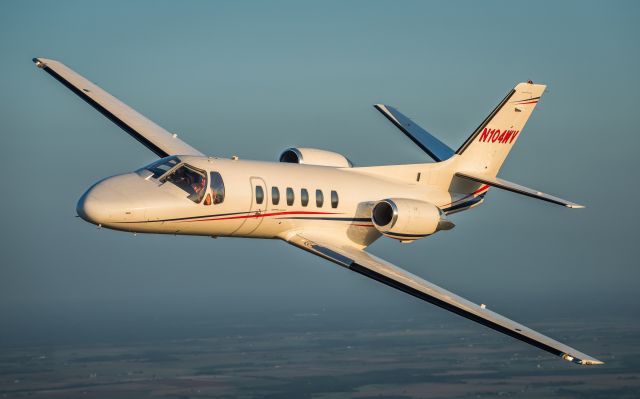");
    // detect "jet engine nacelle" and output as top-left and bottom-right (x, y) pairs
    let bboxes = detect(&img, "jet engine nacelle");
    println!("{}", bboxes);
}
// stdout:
(279, 147), (353, 168)
(371, 198), (454, 242)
